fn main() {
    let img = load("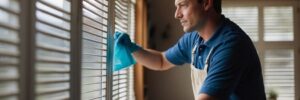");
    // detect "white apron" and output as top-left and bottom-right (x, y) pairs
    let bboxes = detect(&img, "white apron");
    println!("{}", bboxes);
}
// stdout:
(191, 44), (214, 99)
